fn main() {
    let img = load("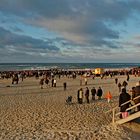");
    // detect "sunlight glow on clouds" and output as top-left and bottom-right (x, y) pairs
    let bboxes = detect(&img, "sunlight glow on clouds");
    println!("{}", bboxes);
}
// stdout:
(0, 0), (140, 62)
